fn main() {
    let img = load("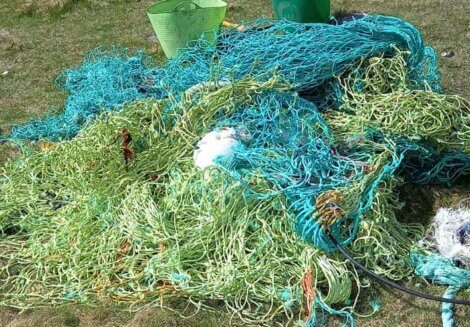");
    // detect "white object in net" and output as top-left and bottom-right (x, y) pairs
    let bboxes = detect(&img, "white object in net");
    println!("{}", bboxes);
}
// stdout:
(433, 208), (470, 266)
(194, 128), (240, 169)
